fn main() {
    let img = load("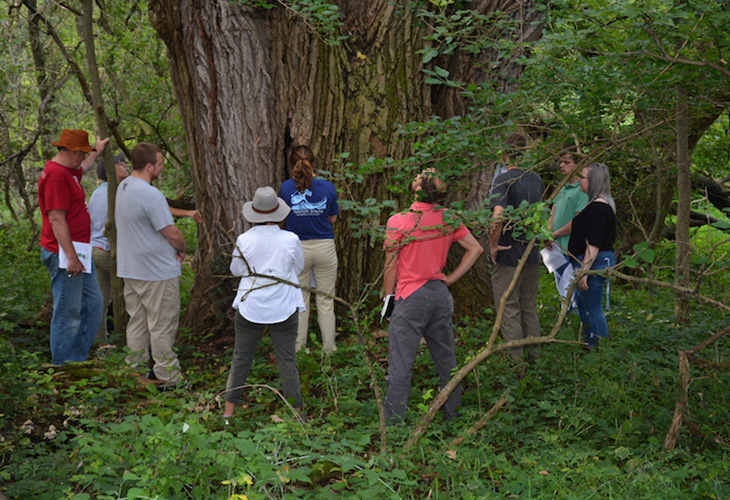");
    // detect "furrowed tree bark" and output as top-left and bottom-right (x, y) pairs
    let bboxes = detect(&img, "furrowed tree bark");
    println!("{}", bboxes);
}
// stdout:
(149, 0), (542, 334)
